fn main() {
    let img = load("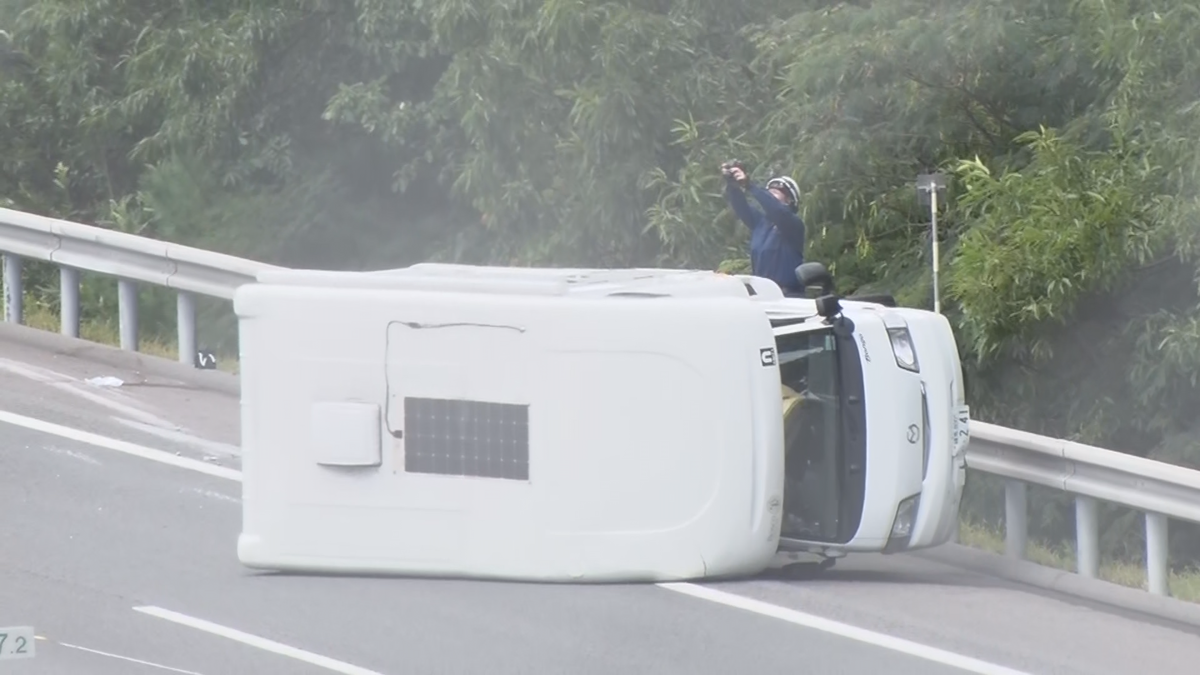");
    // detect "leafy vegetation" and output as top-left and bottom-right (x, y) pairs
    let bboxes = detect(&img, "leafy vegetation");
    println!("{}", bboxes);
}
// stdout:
(4, 0), (1200, 569)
